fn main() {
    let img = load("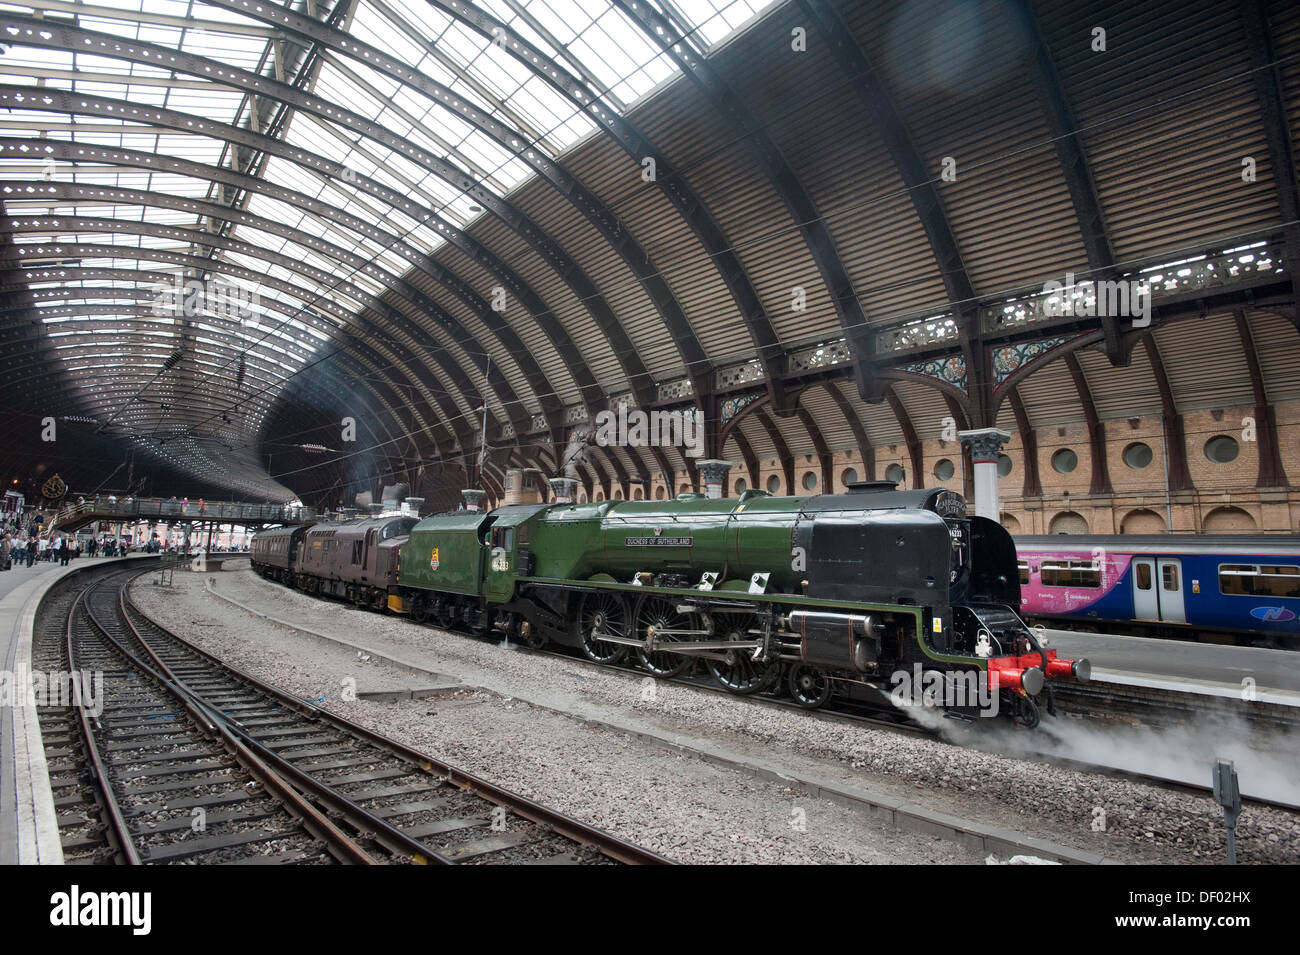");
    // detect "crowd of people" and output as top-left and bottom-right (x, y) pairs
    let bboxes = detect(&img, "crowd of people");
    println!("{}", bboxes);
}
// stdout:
(0, 528), (138, 571)
(2, 508), (134, 571)
(2, 494), (254, 573)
